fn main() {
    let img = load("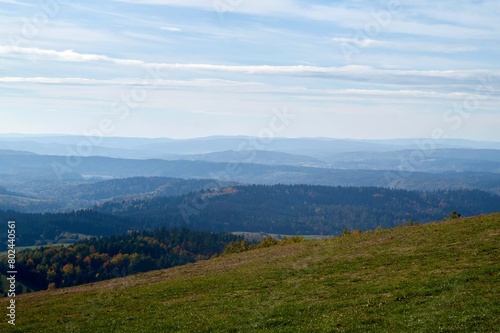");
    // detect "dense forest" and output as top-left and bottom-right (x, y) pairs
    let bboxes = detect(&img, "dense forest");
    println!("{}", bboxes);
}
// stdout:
(1, 185), (499, 250)
(97, 185), (500, 235)
(0, 228), (240, 292)
(0, 209), (131, 249)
